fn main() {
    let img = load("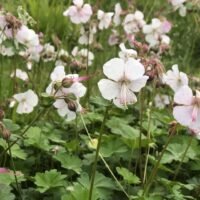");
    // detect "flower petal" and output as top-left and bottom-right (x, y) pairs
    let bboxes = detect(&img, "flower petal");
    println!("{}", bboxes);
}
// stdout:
(174, 85), (193, 105)
(103, 58), (124, 81)
(129, 76), (148, 92)
(173, 105), (193, 126)
(98, 79), (120, 100)
(124, 58), (145, 80)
